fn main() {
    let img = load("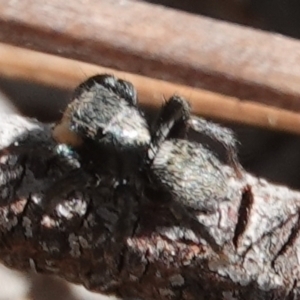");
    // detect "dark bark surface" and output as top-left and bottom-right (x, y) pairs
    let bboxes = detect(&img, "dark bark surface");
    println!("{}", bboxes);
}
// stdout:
(0, 112), (300, 299)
